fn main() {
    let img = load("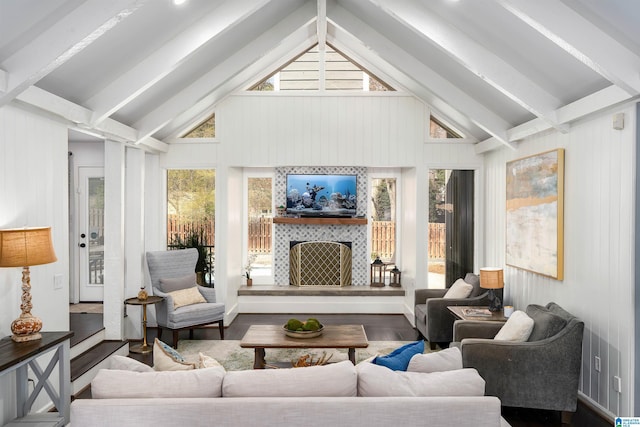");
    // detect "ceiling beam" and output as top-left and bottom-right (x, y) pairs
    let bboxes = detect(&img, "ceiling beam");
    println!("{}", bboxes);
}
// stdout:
(367, 0), (565, 132)
(329, 4), (515, 149)
(14, 86), (168, 152)
(133, 3), (317, 141)
(0, 0), (145, 108)
(317, 0), (327, 51)
(475, 85), (634, 154)
(497, 0), (640, 96)
(85, 0), (271, 125)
